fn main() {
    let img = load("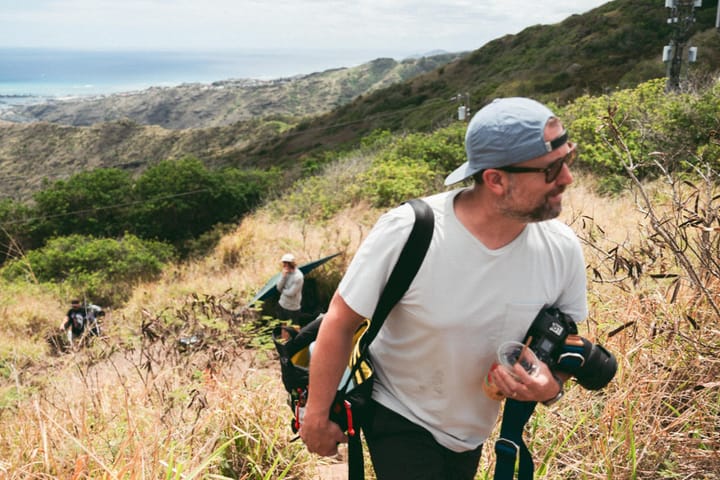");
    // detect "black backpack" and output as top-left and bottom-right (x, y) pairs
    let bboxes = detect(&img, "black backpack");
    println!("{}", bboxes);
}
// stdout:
(272, 198), (434, 480)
